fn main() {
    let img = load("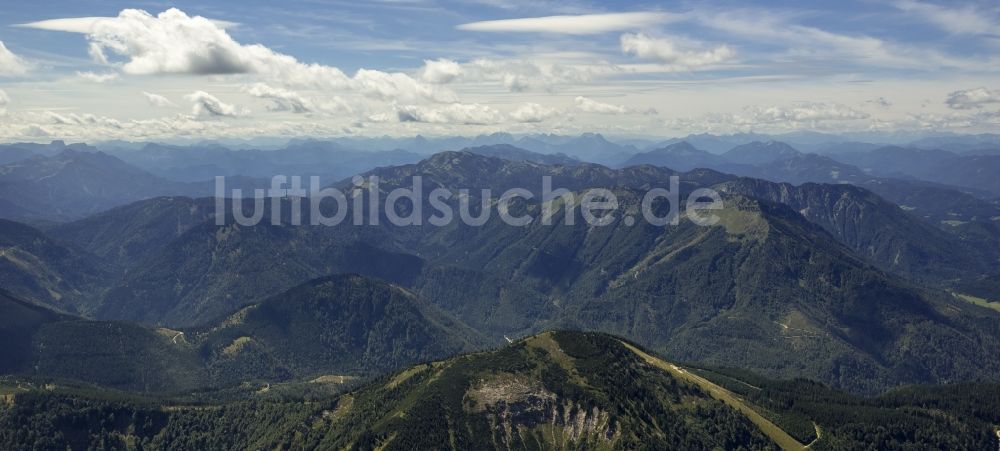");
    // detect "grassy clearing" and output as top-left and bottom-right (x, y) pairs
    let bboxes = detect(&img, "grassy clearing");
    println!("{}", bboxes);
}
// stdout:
(310, 375), (354, 385)
(221, 336), (254, 356)
(0, 379), (32, 397)
(385, 365), (429, 390)
(954, 293), (1000, 312)
(621, 341), (806, 451)
(525, 332), (586, 385)
(714, 206), (768, 236)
